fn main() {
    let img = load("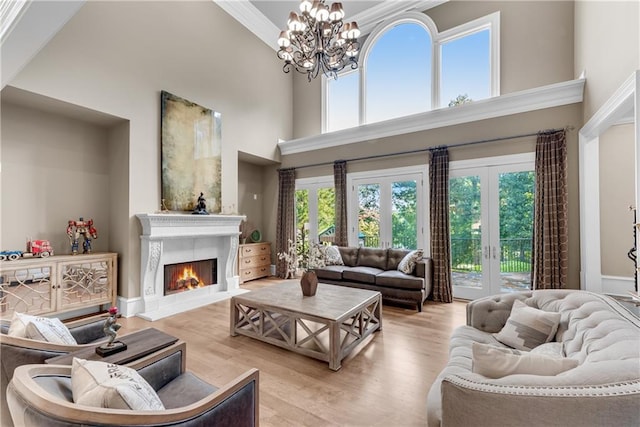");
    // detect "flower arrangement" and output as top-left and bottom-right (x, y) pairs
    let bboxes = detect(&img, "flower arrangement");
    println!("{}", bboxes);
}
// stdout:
(239, 219), (253, 244)
(277, 231), (326, 279)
